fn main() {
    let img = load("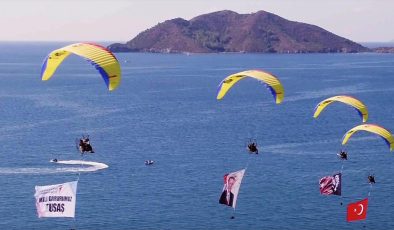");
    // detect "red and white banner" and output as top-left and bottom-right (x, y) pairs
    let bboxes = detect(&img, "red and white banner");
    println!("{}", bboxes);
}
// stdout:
(219, 169), (245, 208)
(34, 181), (78, 218)
(347, 198), (368, 222)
